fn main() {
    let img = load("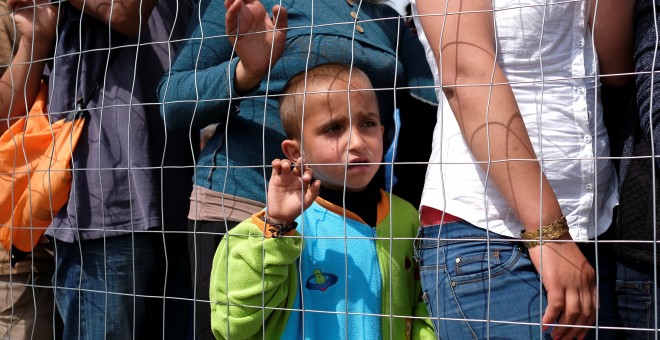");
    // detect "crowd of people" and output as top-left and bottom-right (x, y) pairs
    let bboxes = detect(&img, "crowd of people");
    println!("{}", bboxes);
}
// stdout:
(0, 0), (657, 339)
